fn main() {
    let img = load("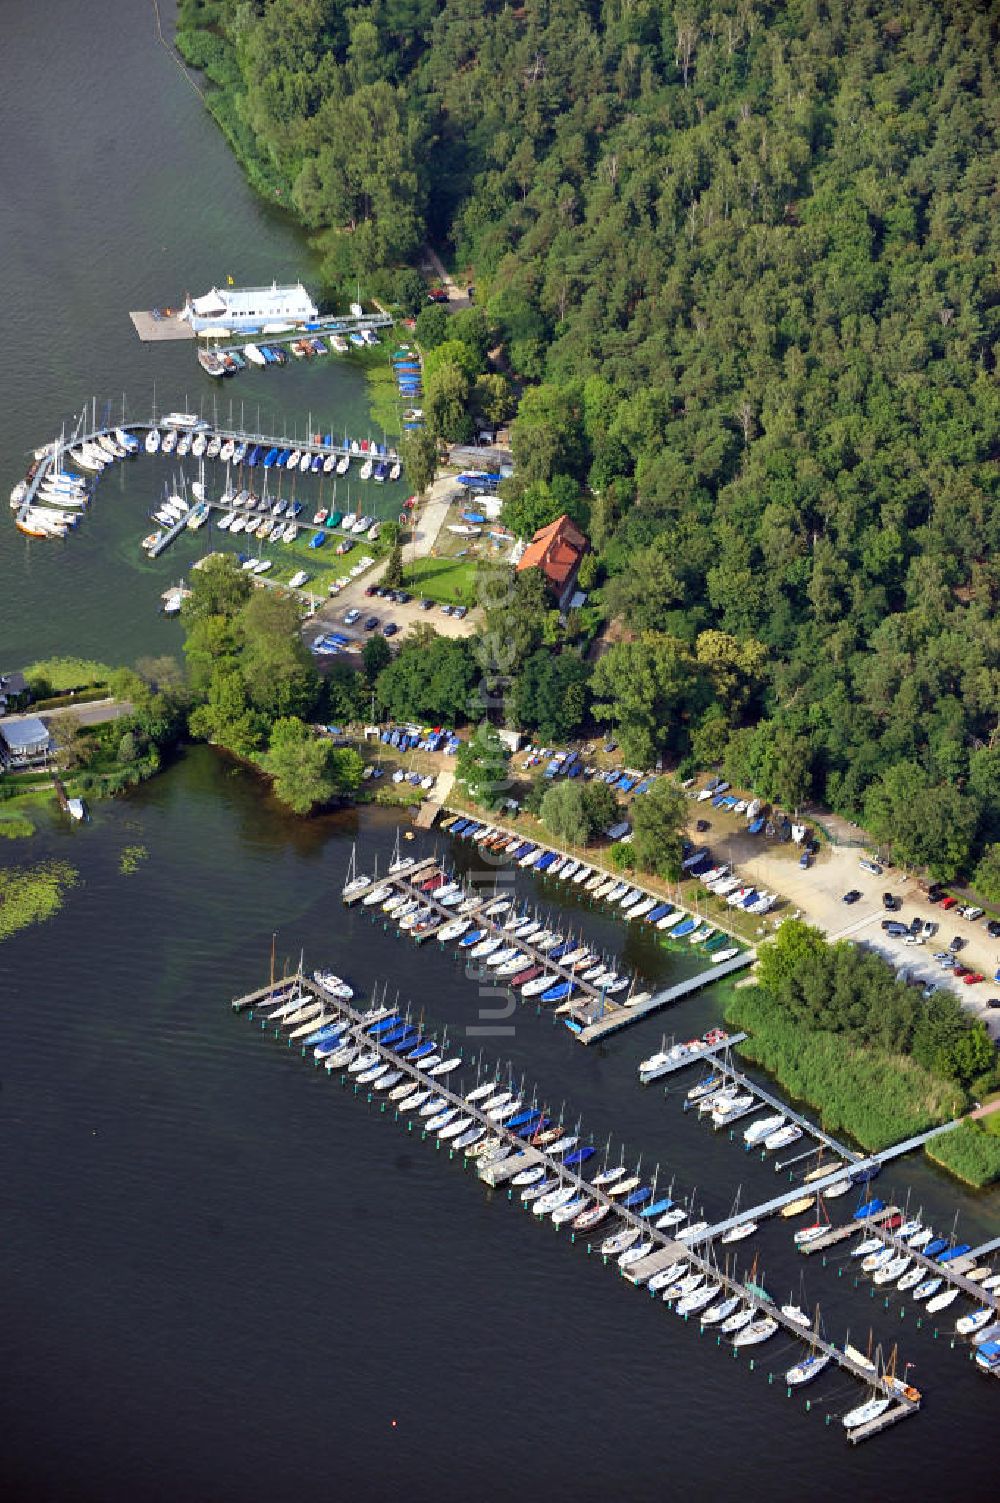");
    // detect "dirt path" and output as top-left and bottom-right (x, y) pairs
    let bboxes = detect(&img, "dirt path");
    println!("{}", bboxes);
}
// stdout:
(418, 245), (471, 307)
